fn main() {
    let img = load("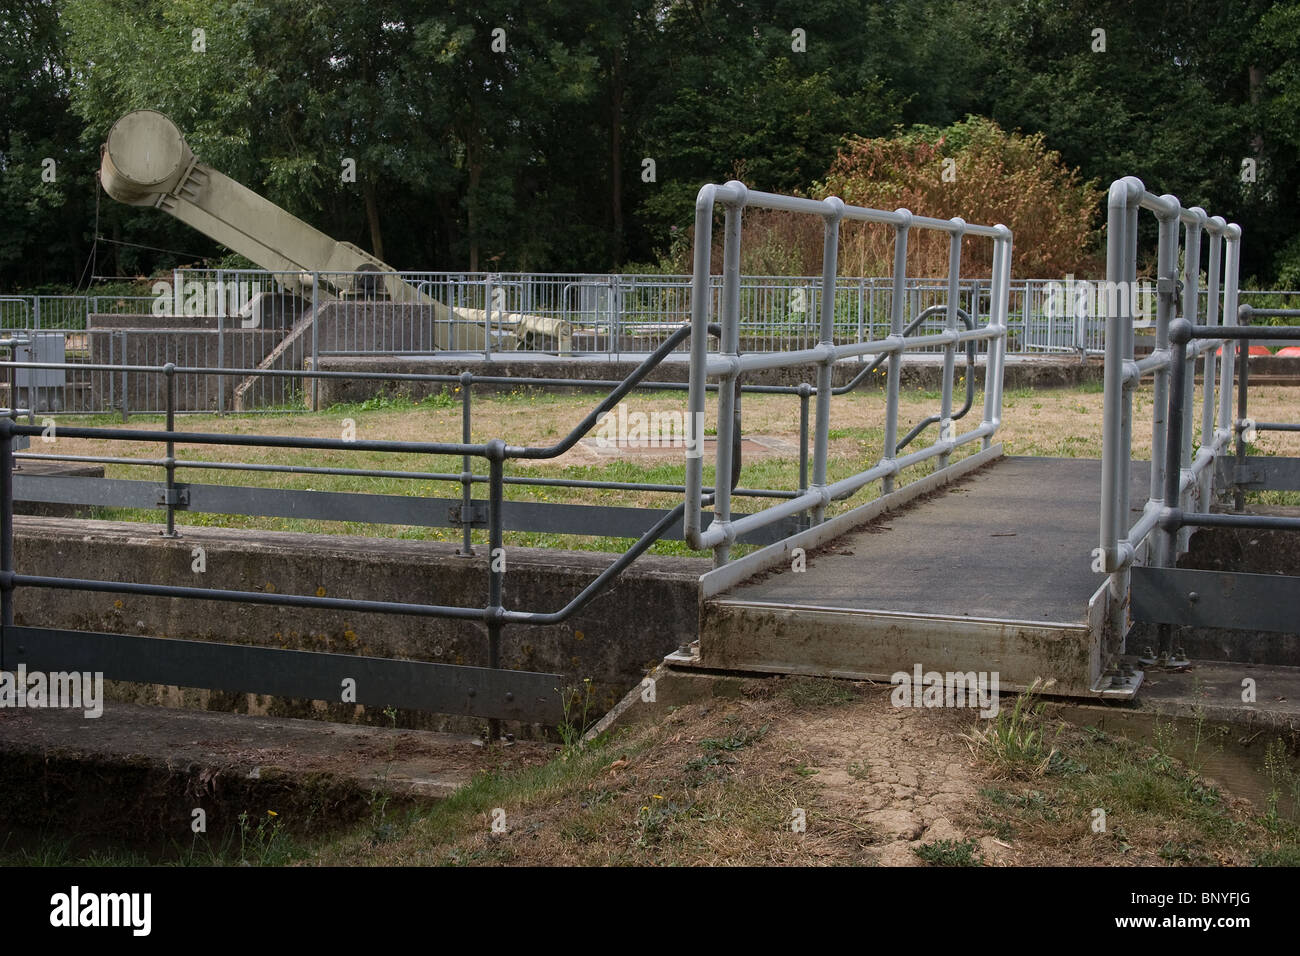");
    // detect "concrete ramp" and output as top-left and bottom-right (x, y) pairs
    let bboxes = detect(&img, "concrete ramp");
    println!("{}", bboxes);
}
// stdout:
(691, 458), (1152, 696)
